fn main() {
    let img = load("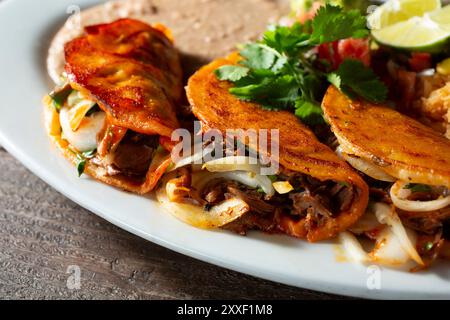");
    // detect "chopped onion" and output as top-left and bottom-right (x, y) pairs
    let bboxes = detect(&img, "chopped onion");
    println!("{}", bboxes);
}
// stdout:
(156, 184), (249, 229)
(336, 147), (395, 182)
(390, 181), (450, 212)
(192, 171), (275, 197)
(203, 156), (263, 174)
(272, 181), (294, 194)
(338, 232), (370, 263)
(373, 202), (424, 266)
